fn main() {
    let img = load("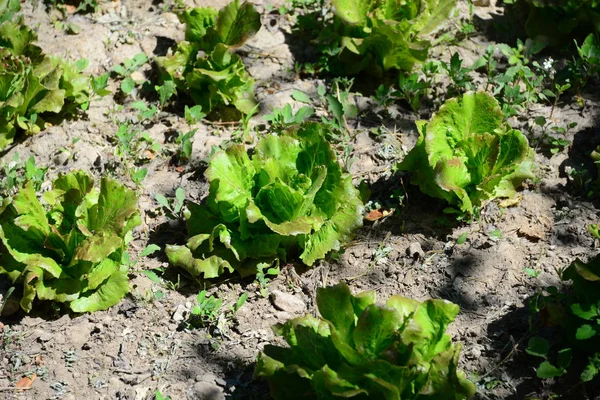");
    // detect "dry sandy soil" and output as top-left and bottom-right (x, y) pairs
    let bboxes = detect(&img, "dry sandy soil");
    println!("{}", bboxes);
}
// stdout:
(1, 0), (600, 399)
